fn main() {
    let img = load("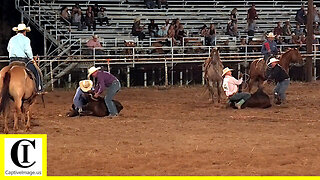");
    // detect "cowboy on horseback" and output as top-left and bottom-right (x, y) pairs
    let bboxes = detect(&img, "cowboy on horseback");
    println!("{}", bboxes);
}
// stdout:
(7, 23), (43, 93)
(222, 67), (251, 109)
(261, 32), (279, 64)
